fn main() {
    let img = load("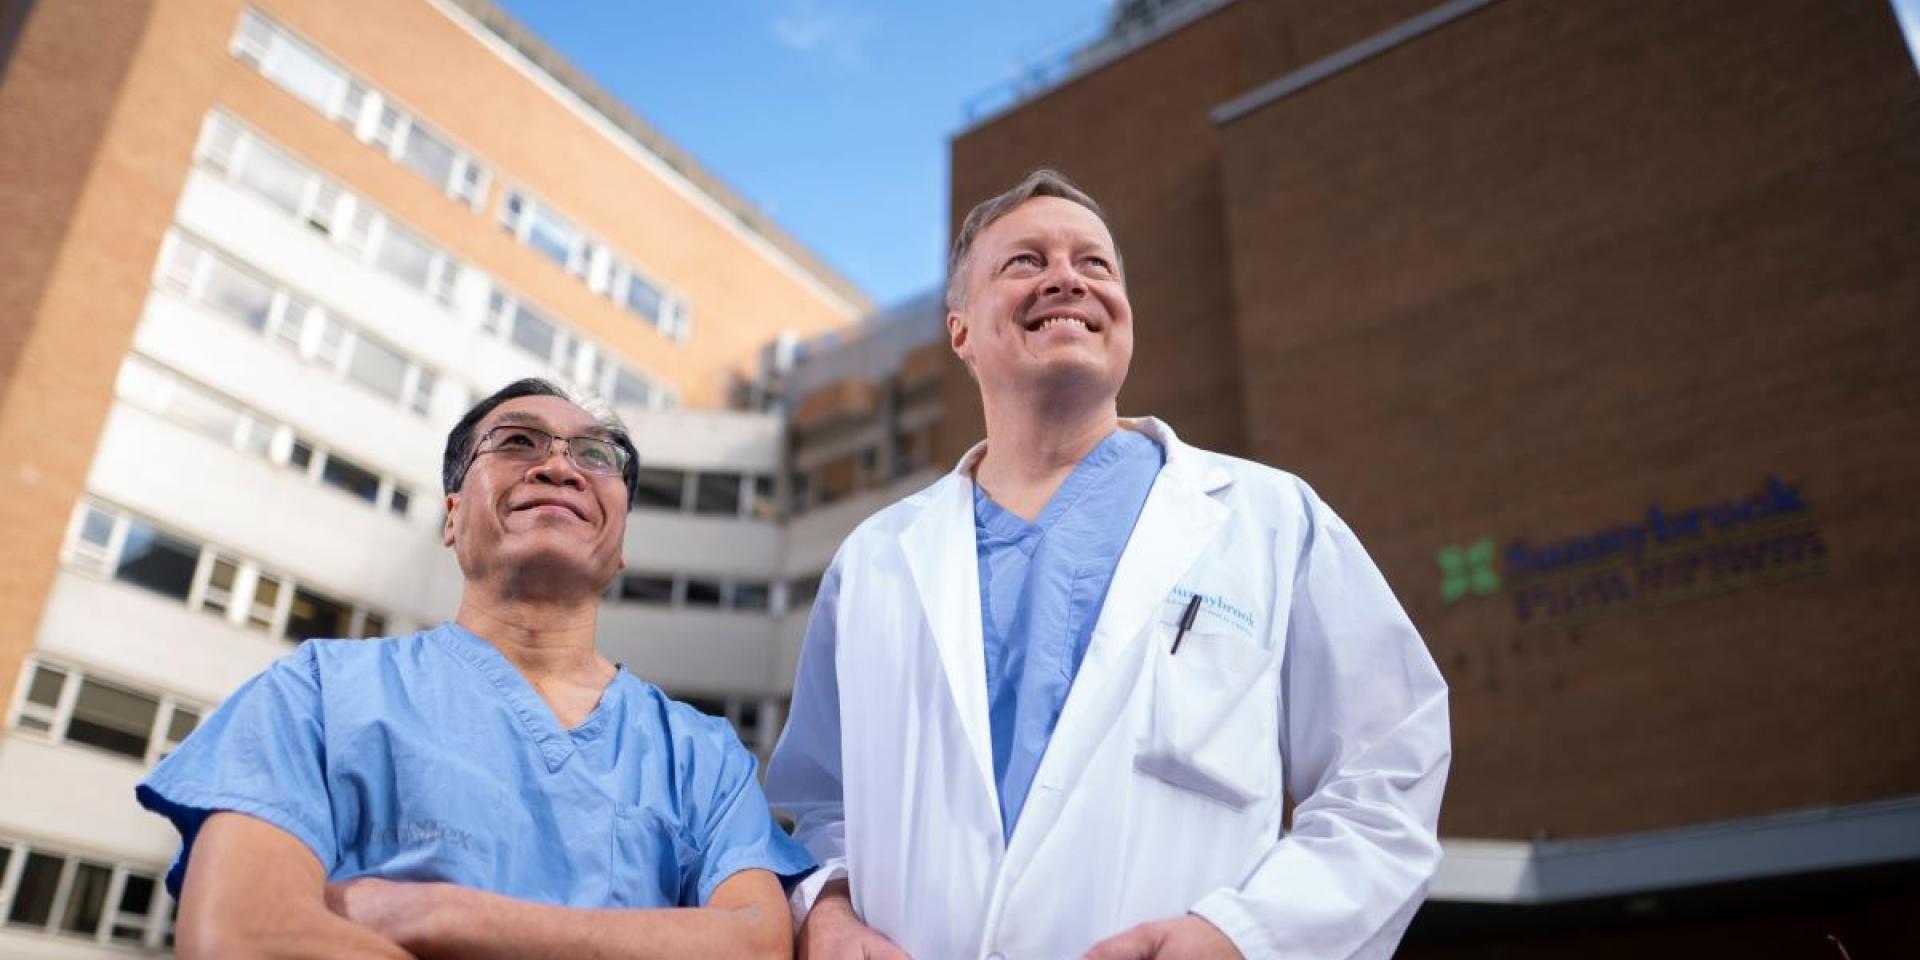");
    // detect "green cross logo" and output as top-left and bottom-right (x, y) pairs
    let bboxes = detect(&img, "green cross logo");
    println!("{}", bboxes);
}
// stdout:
(1437, 537), (1501, 603)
